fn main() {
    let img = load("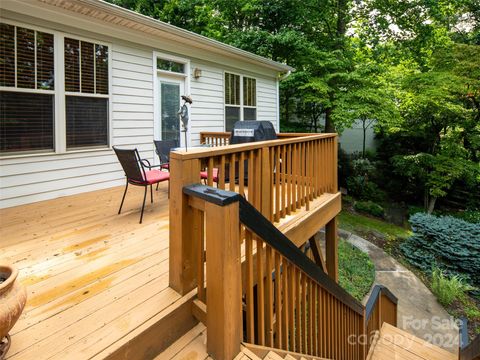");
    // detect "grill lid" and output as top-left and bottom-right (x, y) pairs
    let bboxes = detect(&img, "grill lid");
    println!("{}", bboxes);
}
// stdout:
(230, 121), (277, 144)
